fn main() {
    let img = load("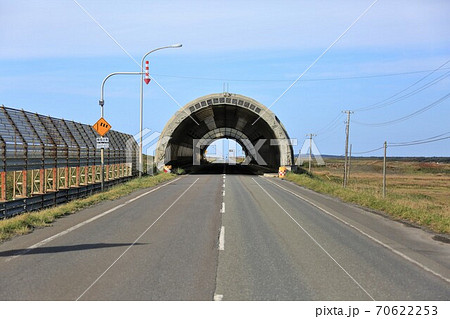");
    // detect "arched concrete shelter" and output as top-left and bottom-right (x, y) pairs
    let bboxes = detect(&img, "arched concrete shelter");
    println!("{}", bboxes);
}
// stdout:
(155, 93), (294, 170)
